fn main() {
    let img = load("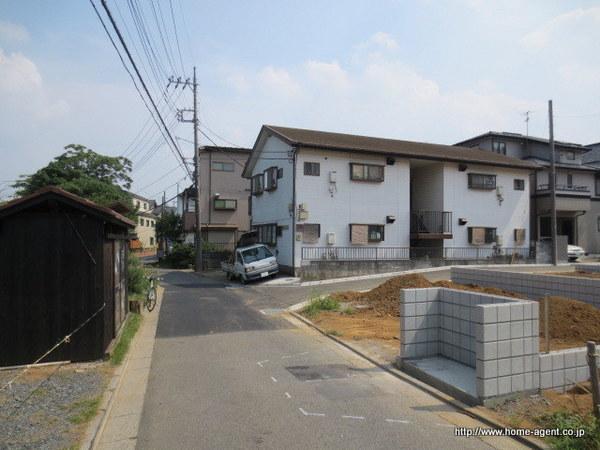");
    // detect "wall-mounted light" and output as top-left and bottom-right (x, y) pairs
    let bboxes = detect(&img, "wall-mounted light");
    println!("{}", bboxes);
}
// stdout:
(386, 215), (396, 224)
(458, 218), (468, 225)
(458, 164), (468, 172)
